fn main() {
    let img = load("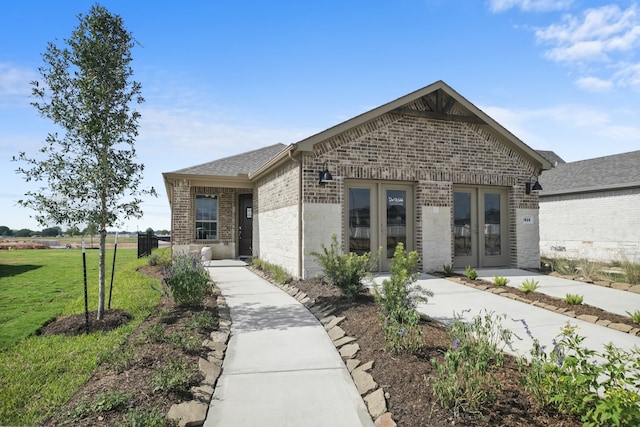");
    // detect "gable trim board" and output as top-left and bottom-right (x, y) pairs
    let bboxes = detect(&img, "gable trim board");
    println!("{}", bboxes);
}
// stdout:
(163, 80), (550, 278)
